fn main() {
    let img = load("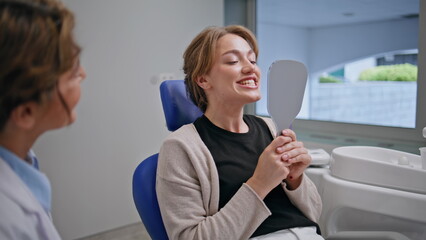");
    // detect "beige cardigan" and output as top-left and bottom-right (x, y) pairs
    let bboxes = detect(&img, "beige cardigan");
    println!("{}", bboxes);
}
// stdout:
(156, 117), (322, 240)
